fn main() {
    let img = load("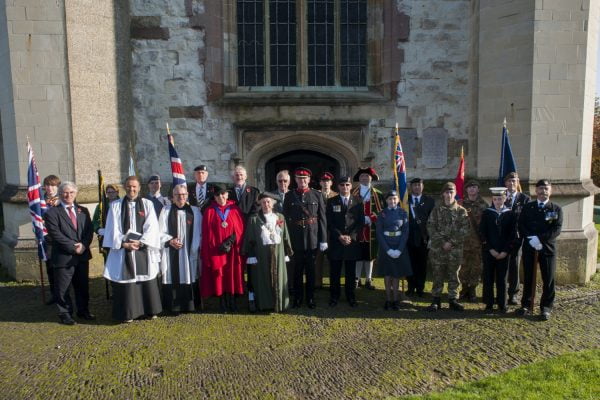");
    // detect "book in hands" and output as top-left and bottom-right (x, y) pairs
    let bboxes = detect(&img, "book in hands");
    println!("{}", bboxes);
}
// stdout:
(124, 229), (143, 242)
